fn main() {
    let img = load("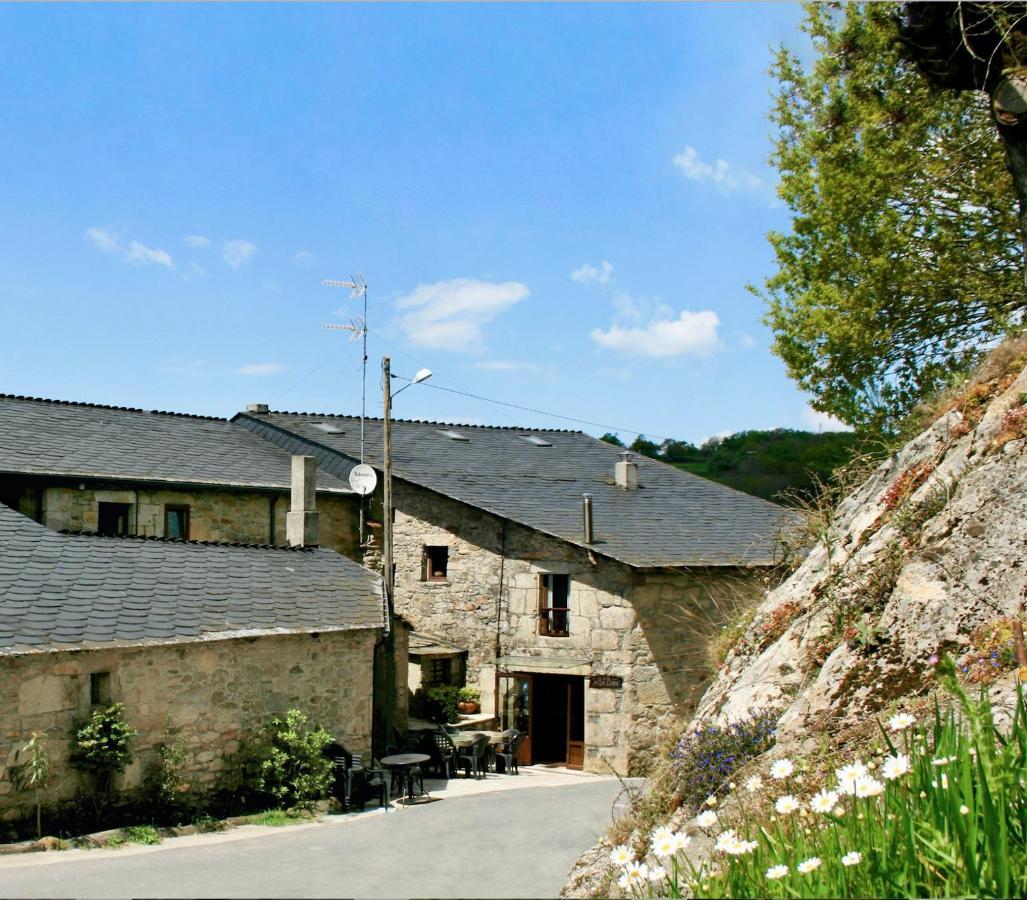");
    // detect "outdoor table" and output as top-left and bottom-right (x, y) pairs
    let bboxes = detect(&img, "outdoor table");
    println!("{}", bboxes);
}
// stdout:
(380, 752), (431, 800)
(450, 730), (504, 748)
